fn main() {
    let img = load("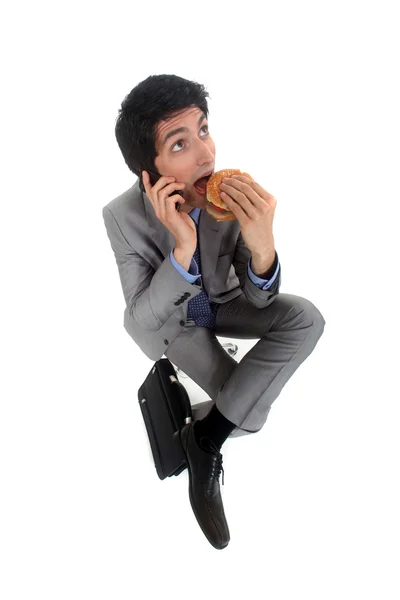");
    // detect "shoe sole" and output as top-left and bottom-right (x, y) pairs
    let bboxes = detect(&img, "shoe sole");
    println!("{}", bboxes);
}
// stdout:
(175, 425), (229, 550)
